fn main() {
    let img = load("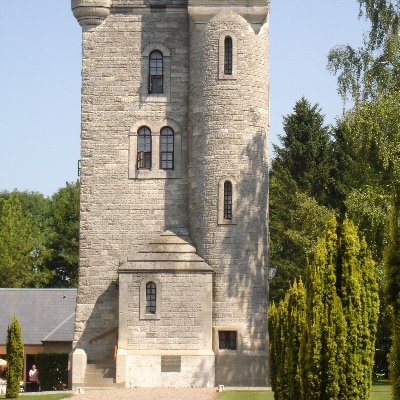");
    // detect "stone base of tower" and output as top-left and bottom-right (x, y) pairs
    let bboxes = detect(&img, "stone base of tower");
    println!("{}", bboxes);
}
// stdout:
(215, 354), (269, 387)
(116, 352), (215, 387)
